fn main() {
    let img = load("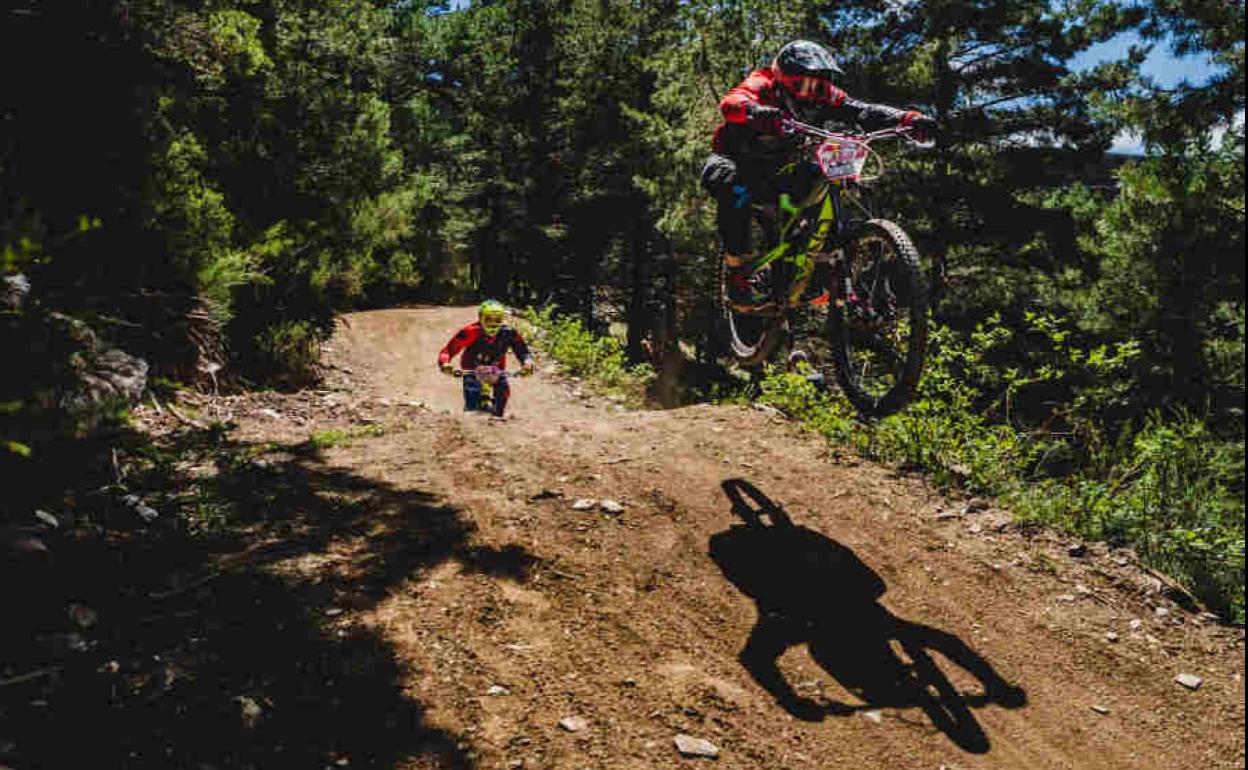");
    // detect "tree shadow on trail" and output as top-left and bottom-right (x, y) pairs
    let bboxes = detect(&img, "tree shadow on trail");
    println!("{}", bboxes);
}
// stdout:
(710, 479), (1027, 754)
(2, 427), (540, 770)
